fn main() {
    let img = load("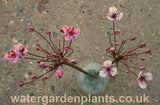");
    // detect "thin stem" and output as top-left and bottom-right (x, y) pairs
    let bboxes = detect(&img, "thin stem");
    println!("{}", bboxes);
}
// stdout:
(67, 48), (74, 57)
(63, 40), (72, 56)
(120, 61), (138, 77)
(34, 30), (56, 53)
(28, 53), (45, 58)
(113, 21), (116, 50)
(109, 33), (114, 46)
(62, 37), (65, 55)
(64, 62), (95, 78)
(48, 34), (58, 53)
